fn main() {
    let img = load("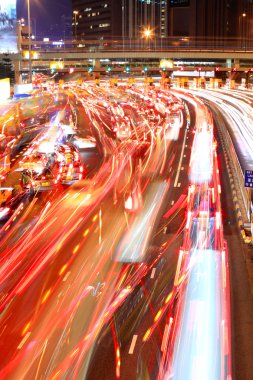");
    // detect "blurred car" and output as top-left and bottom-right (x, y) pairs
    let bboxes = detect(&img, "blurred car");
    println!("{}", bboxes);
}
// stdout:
(19, 152), (52, 172)
(116, 122), (131, 140)
(124, 183), (143, 213)
(0, 188), (28, 222)
(20, 168), (55, 192)
(59, 162), (86, 185)
(55, 144), (81, 167)
(70, 136), (97, 151)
